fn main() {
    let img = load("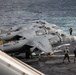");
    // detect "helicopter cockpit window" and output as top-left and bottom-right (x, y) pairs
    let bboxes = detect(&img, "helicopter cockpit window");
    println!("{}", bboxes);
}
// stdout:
(7, 33), (11, 35)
